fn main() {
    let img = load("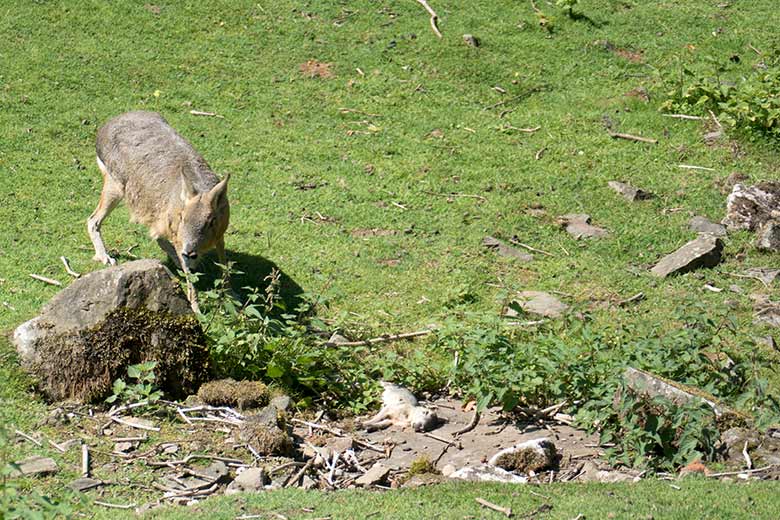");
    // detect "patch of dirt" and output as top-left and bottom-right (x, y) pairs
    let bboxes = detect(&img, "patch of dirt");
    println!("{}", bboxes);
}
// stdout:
(299, 60), (335, 79)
